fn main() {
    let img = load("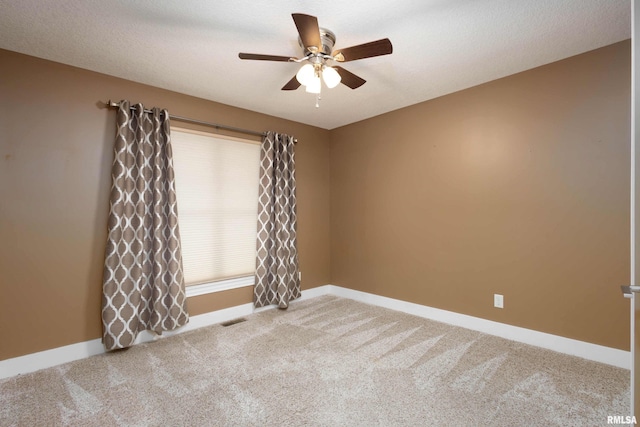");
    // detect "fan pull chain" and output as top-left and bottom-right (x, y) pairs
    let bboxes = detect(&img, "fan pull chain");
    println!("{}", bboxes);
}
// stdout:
(316, 93), (321, 108)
